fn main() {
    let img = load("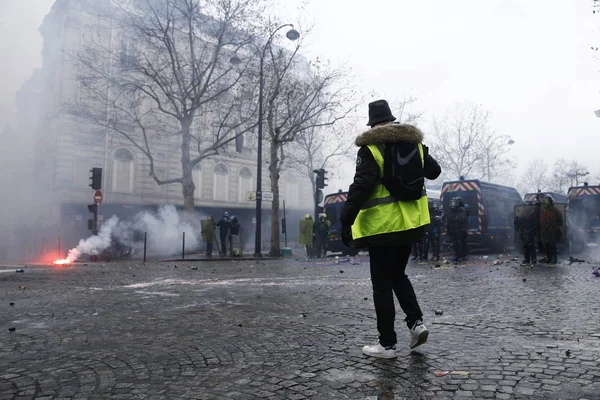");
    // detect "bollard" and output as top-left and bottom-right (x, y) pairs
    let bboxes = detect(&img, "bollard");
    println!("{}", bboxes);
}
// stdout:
(143, 232), (147, 263)
(182, 232), (186, 260)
